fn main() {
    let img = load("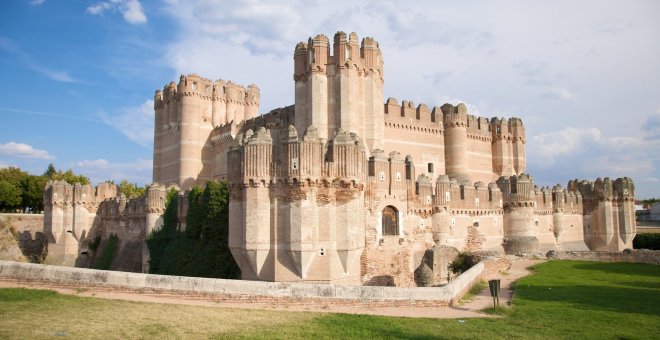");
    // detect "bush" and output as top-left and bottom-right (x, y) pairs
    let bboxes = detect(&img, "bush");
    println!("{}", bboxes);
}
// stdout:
(146, 181), (240, 279)
(94, 233), (118, 270)
(88, 235), (101, 251)
(633, 233), (660, 250)
(449, 252), (480, 275)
